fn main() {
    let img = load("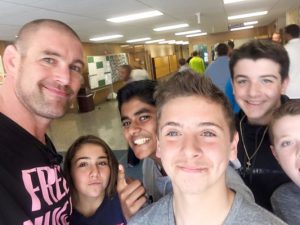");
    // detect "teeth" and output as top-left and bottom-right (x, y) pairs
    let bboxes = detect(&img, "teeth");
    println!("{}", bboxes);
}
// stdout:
(134, 138), (150, 145)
